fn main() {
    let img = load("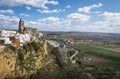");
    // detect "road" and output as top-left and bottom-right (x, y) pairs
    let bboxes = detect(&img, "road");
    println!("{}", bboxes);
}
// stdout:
(70, 49), (79, 64)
